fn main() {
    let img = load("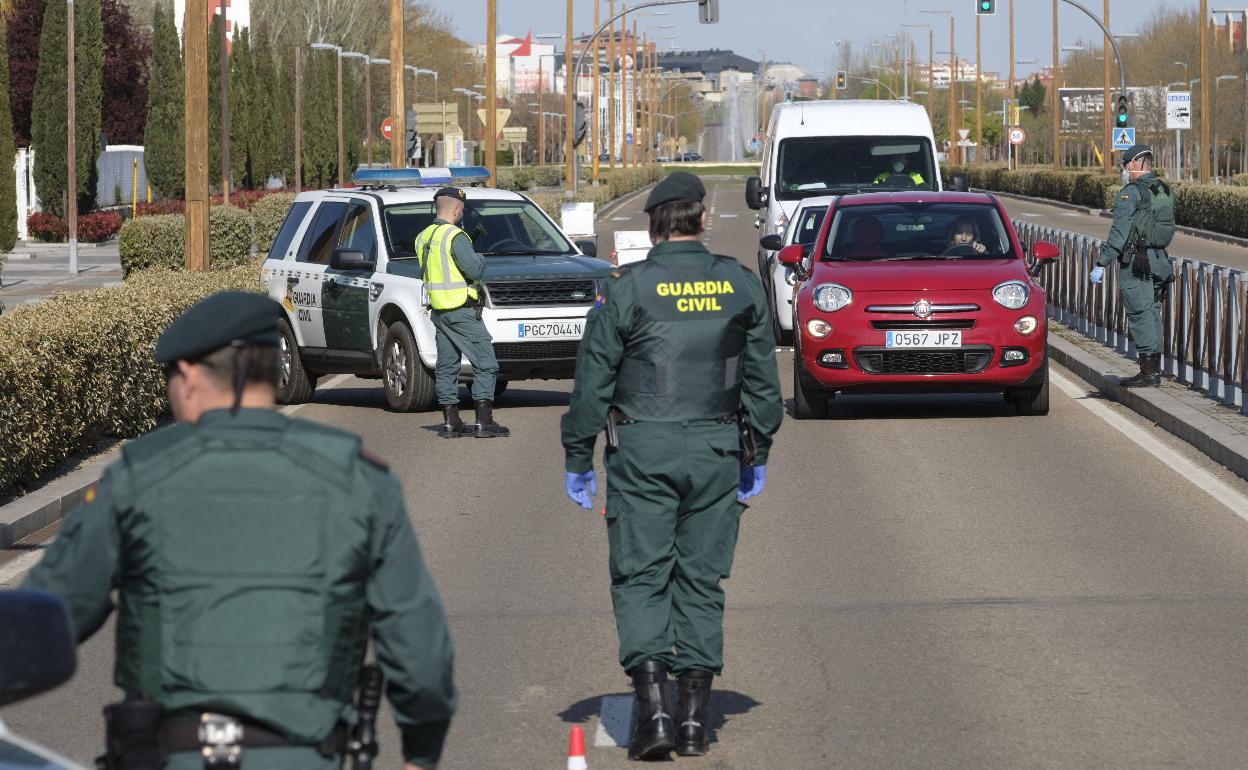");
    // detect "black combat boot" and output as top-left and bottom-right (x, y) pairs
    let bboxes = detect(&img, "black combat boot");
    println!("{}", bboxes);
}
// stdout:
(628, 660), (675, 761)
(473, 400), (510, 438)
(1121, 353), (1161, 388)
(675, 670), (714, 756)
(439, 405), (474, 438)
